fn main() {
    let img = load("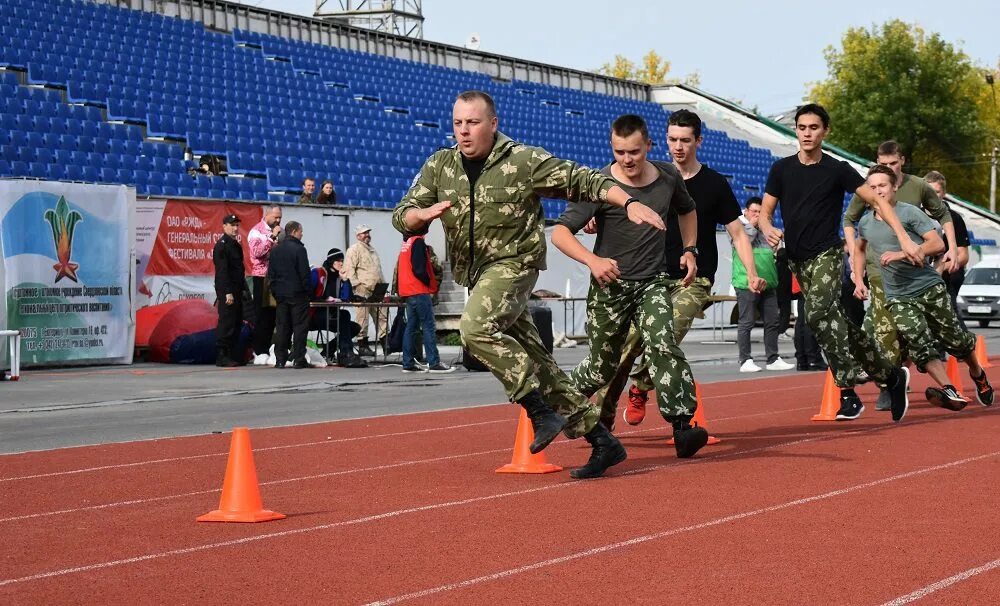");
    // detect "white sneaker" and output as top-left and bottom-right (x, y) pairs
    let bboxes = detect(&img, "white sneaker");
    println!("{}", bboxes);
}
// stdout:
(766, 357), (795, 371)
(740, 359), (762, 373)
